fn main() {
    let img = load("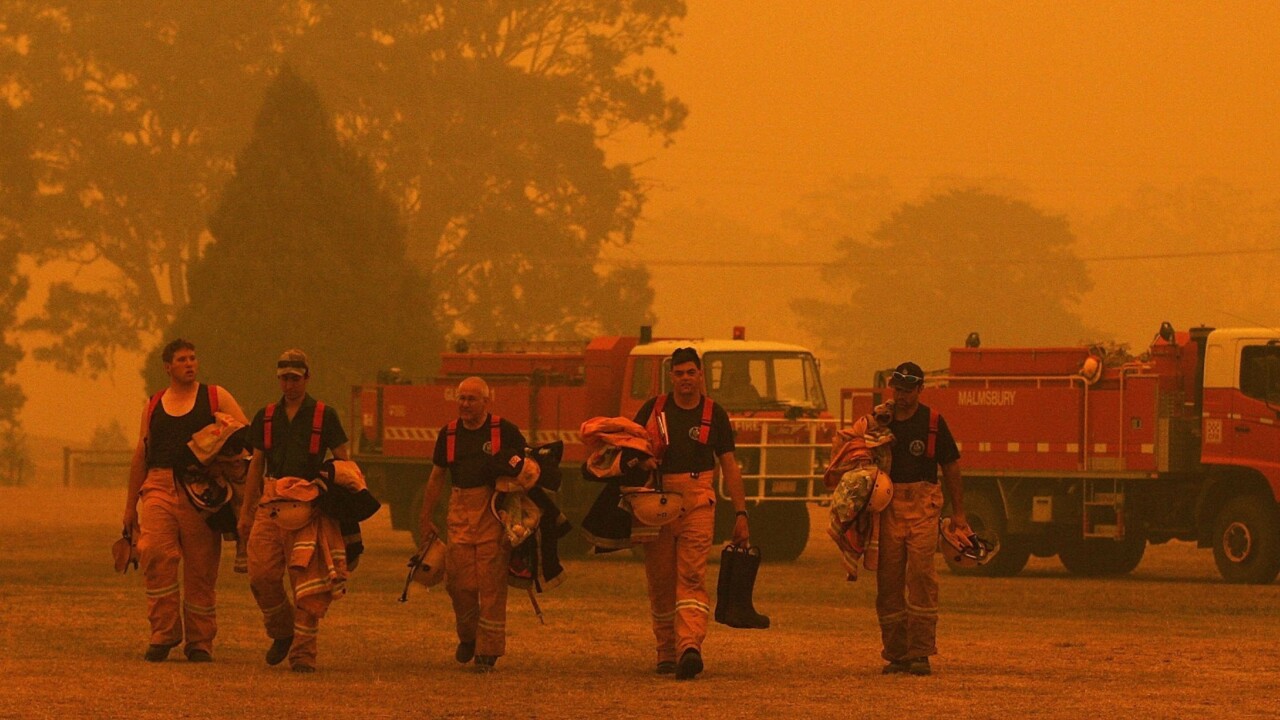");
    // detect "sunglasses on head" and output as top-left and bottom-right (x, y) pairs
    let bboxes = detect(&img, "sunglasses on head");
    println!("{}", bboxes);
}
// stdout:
(891, 371), (923, 386)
